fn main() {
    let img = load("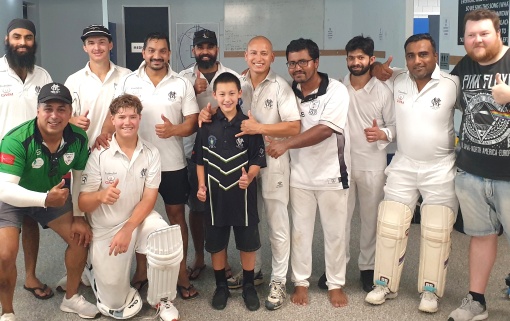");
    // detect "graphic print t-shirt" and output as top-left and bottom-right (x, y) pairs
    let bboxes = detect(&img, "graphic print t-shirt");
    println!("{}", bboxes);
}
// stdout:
(451, 50), (510, 180)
